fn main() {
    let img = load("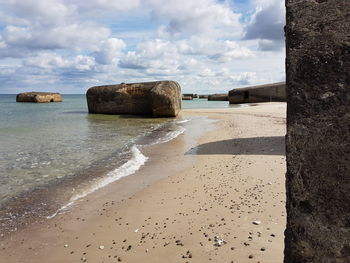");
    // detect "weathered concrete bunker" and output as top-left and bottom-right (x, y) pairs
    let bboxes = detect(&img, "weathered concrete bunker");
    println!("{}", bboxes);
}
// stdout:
(285, 0), (350, 262)
(229, 82), (286, 104)
(207, 93), (228, 101)
(86, 81), (182, 117)
(16, 92), (63, 103)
